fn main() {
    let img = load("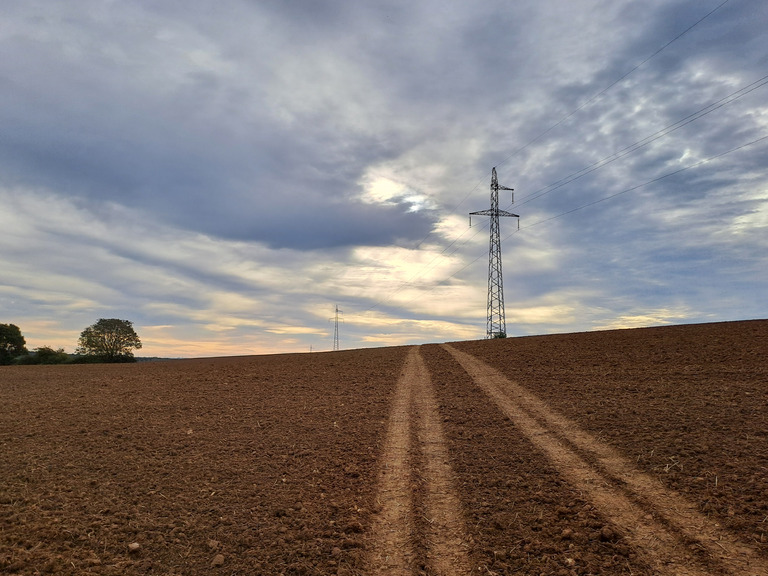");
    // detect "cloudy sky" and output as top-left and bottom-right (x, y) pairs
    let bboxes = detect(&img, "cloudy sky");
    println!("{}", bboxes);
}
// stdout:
(1, 0), (766, 357)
